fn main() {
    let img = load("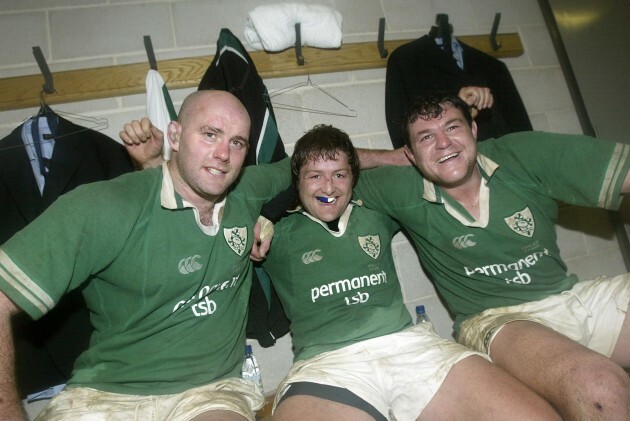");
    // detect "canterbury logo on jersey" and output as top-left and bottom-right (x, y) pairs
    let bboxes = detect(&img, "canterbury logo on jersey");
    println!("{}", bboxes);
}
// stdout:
(452, 234), (476, 249)
(302, 249), (323, 264)
(178, 255), (203, 274)
(224, 226), (248, 256)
